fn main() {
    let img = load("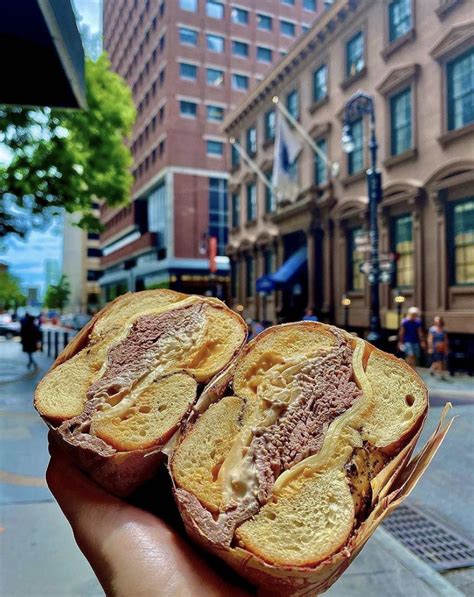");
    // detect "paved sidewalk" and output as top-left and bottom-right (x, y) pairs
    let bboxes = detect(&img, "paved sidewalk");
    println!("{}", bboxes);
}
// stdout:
(0, 338), (468, 596)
